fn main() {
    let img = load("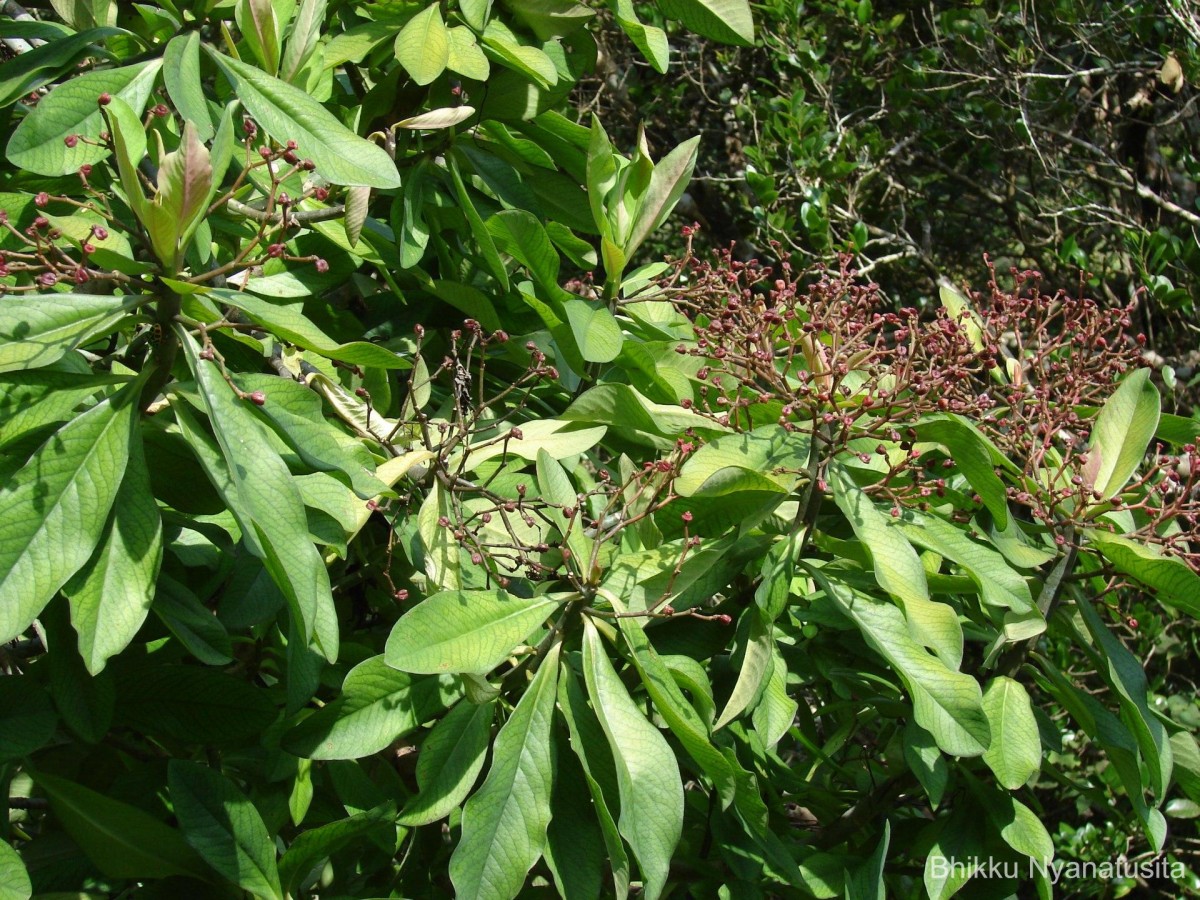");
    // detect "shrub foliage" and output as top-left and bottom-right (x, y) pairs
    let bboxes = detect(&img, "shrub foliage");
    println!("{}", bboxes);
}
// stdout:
(1, 1), (1199, 897)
